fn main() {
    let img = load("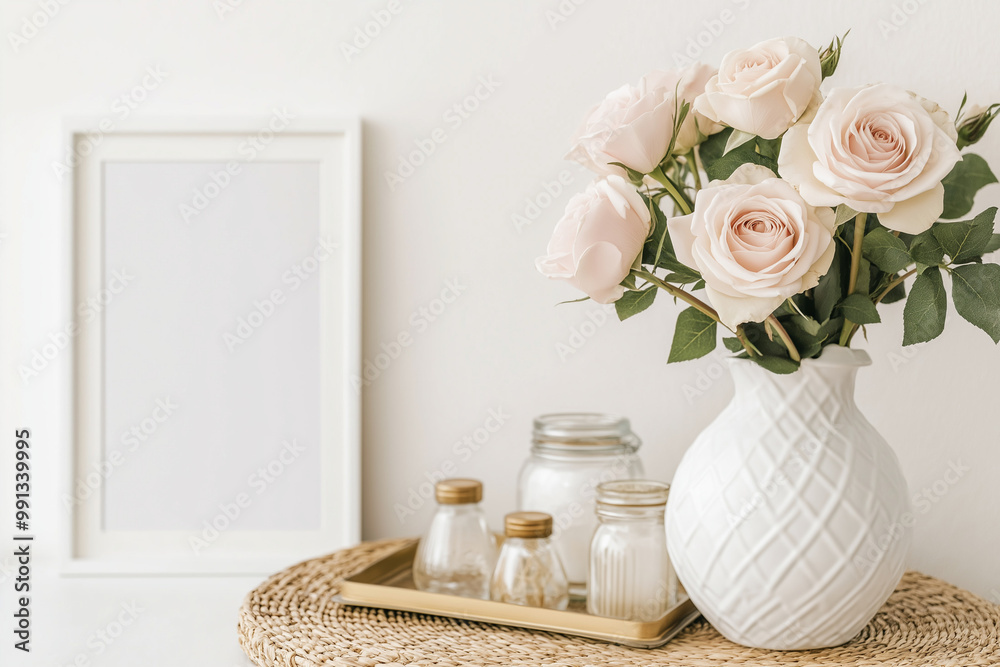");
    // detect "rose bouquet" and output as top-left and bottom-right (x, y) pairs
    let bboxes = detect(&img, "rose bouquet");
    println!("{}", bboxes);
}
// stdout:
(538, 35), (1000, 373)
